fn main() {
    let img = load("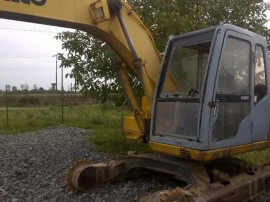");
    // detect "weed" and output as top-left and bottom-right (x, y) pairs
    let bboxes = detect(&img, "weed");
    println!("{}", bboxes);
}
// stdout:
(236, 148), (270, 166)
(26, 112), (34, 119)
